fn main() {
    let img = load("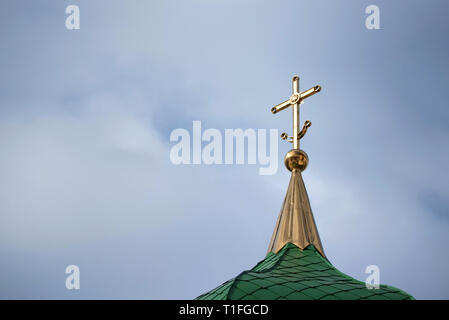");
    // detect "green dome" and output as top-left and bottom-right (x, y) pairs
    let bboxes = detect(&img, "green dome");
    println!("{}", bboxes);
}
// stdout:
(196, 243), (414, 300)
